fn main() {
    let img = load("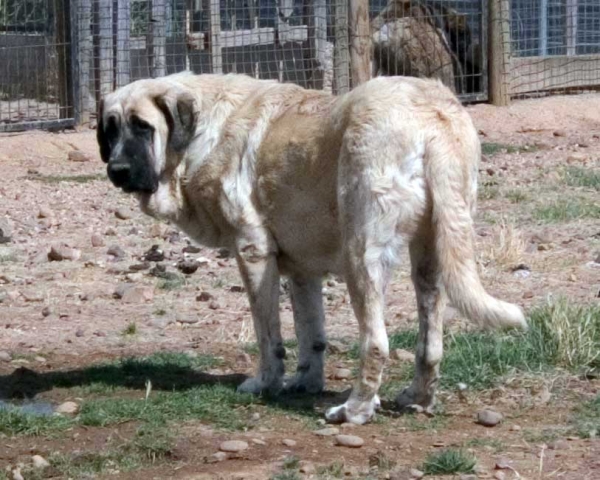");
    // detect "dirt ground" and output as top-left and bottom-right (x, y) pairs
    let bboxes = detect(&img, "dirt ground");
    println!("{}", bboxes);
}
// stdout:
(0, 93), (599, 479)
